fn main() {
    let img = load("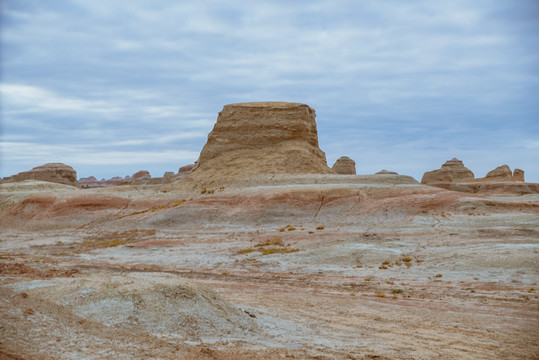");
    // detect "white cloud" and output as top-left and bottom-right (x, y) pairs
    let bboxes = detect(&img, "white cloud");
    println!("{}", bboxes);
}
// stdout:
(0, 84), (120, 114)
